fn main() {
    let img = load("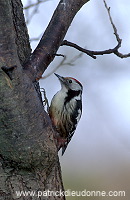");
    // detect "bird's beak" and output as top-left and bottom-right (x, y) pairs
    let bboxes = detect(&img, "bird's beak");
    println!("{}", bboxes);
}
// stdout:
(54, 73), (66, 84)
